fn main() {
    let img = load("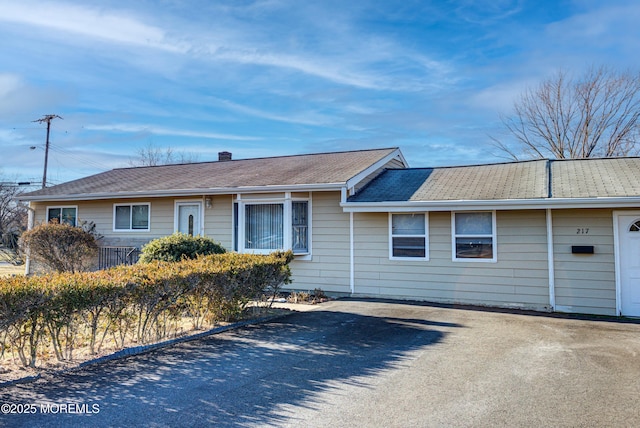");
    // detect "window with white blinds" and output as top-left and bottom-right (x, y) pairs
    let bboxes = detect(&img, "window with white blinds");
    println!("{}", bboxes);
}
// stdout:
(245, 204), (284, 250)
(236, 198), (310, 255)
